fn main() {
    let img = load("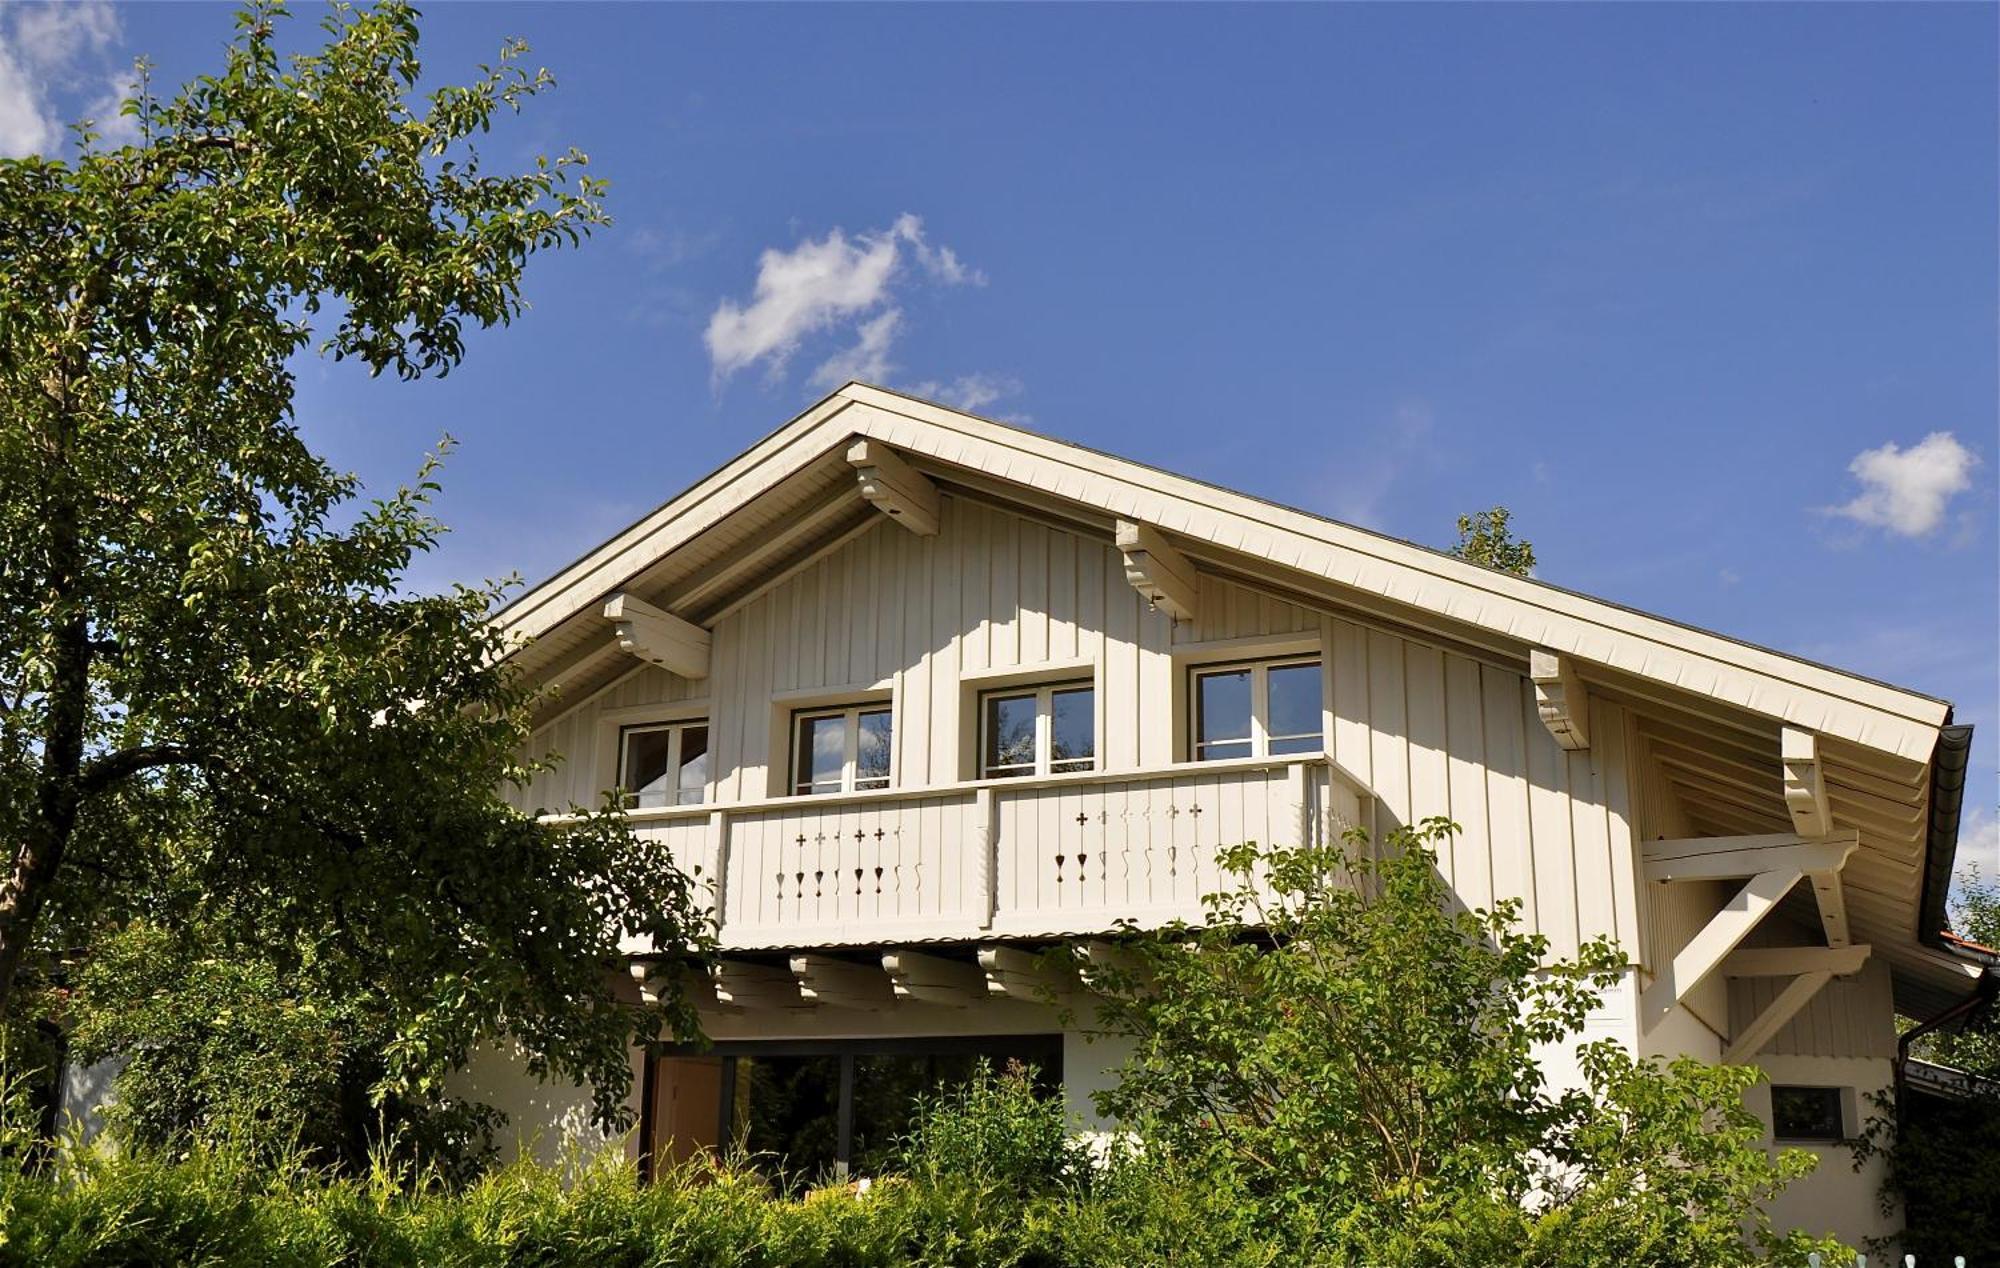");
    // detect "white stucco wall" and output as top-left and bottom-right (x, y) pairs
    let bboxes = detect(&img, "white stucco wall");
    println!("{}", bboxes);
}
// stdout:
(1742, 1054), (1898, 1254)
